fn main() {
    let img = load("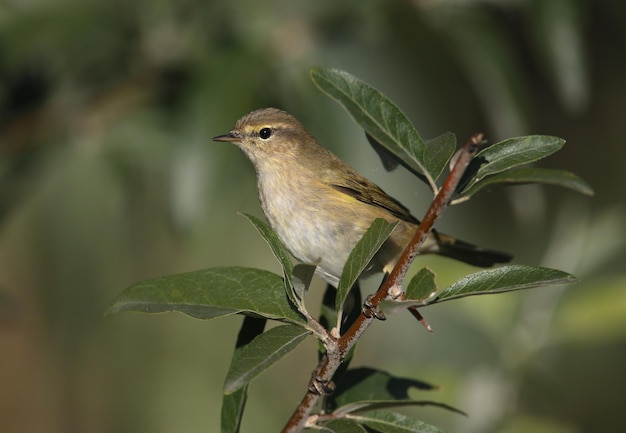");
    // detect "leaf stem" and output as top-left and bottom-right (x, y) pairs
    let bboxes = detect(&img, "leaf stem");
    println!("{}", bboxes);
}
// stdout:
(302, 307), (333, 344)
(281, 133), (483, 433)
